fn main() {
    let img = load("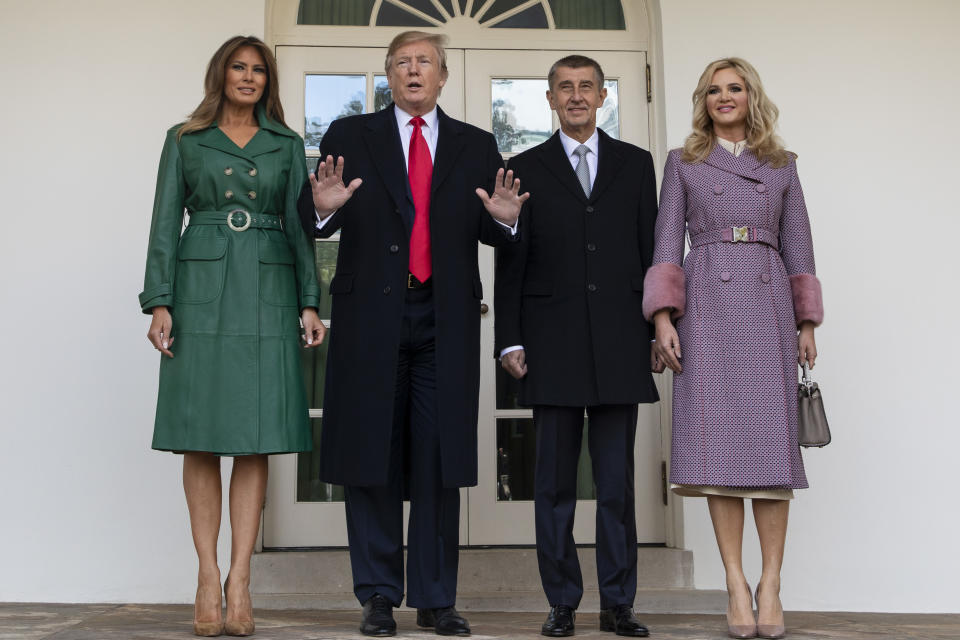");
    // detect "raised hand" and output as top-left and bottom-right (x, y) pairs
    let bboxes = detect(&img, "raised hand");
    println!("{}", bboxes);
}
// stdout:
(475, 168), (529, 227)
(309, 155), (363, 216)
